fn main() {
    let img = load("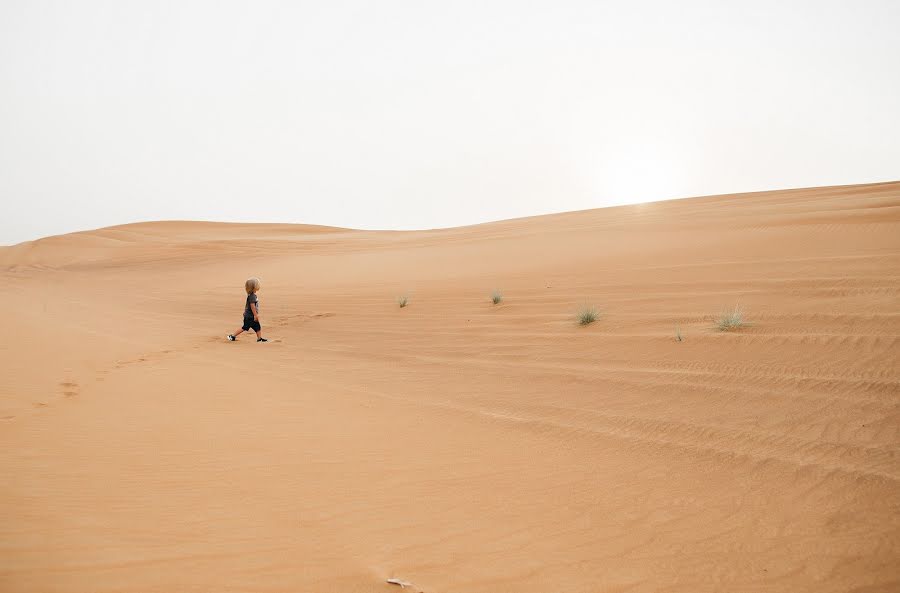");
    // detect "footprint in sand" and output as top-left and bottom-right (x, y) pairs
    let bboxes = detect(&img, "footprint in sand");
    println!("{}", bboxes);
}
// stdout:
(274, 312), (335, 326)
(60, 381), (78, 397)
(115, 352), (159, 367)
